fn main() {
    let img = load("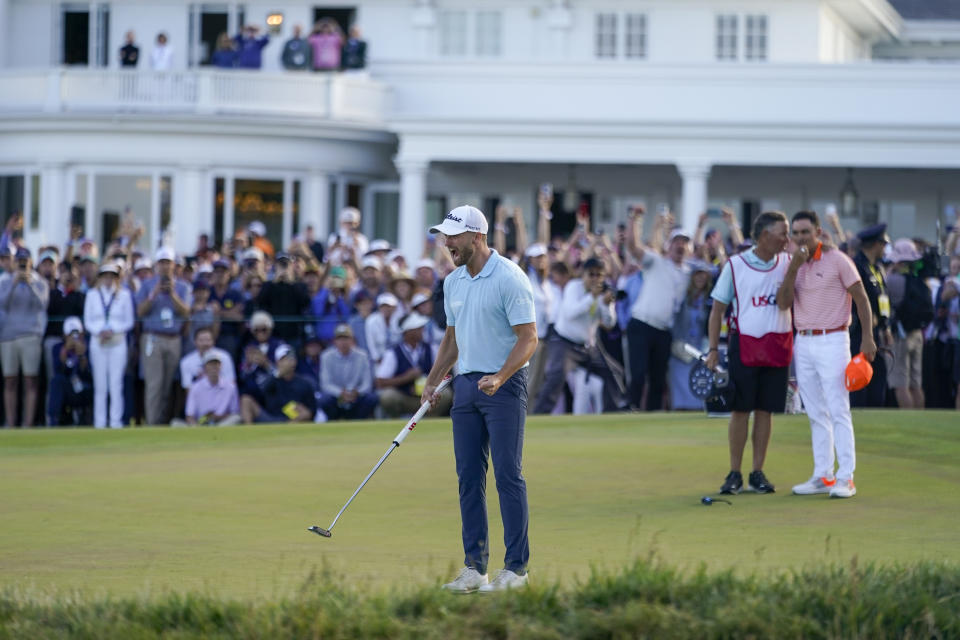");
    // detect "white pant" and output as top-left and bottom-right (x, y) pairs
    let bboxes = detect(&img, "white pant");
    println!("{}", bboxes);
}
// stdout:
(567, 367), (603, 415)
(795, 332), (855, 480)
(90, 338), (127, 428)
